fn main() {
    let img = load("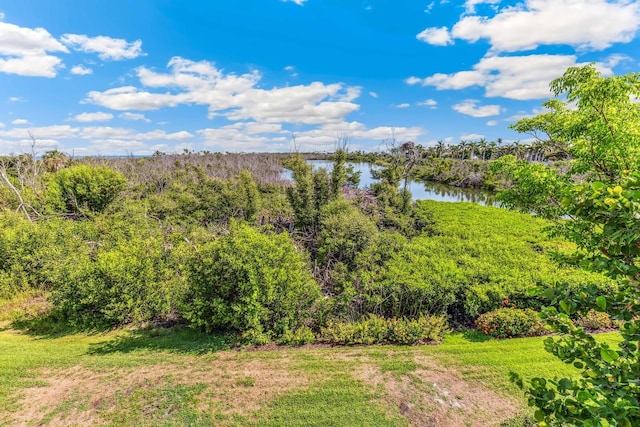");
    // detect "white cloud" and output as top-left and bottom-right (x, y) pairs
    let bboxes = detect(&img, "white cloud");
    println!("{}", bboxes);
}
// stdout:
(369, 91), (378, 98)
(395, 103), (410, 108)
(424, 2), (435, 13)
(284, 65), (298, 77)
(11, 118), (28, 125)
(0, 21), (68, 77)
(461, 133), (485, 140)
(0, 12), (4, 21)
(282, 0), (308, 5)
(87, 56), (361, 125)
(452, 99), (501, 117)
(451, 0), (640, 52)
(416, 27), (453, 46)
(0, 125), (77, 139)
(291, 122), (424, 152)
(409, 54), (613, 100)
(463, 0), (501, 14)
(0, 123), (198, 156)
(61, 34), (143, 60)
(486, 120), (498, 126)
(0, 122), (5, 128)
(72, 112), (114, 122)
(8, 96), (22, 102)
(120, 112), (151, 122)
(602, 53), (632, 68)
(417, 99), (437, 108)
(70, 65), (93, 75)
